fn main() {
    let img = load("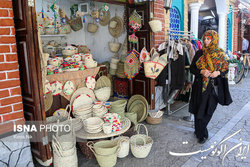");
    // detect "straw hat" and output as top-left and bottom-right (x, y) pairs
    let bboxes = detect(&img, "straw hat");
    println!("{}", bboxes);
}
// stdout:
(108, 15), (124, 38)
(99, 8), (110, 26)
